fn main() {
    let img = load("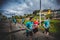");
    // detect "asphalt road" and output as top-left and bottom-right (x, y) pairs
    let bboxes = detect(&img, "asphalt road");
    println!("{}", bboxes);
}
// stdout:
(0, 20), (58, 40)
